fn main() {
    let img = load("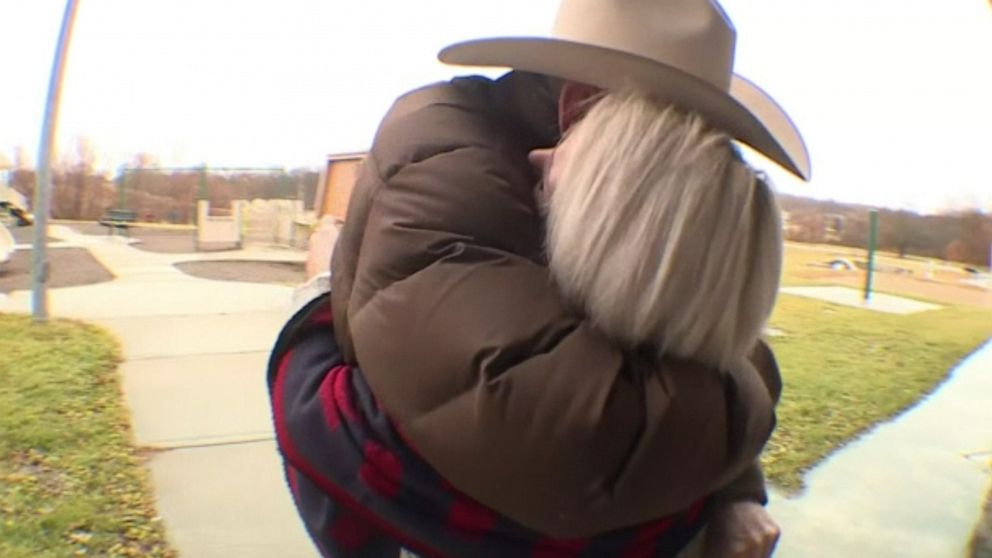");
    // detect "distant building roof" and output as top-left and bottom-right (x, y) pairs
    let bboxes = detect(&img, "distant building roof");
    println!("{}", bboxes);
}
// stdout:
(327, 151), (367, 162)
